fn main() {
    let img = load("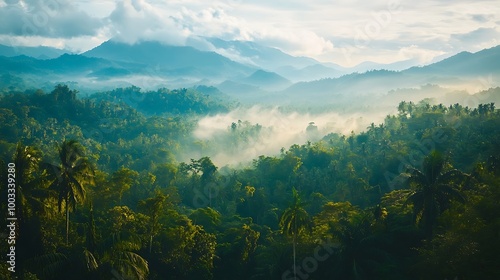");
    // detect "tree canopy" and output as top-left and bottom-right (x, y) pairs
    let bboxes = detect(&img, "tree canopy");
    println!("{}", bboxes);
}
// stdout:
(0, 85), (499, 279)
